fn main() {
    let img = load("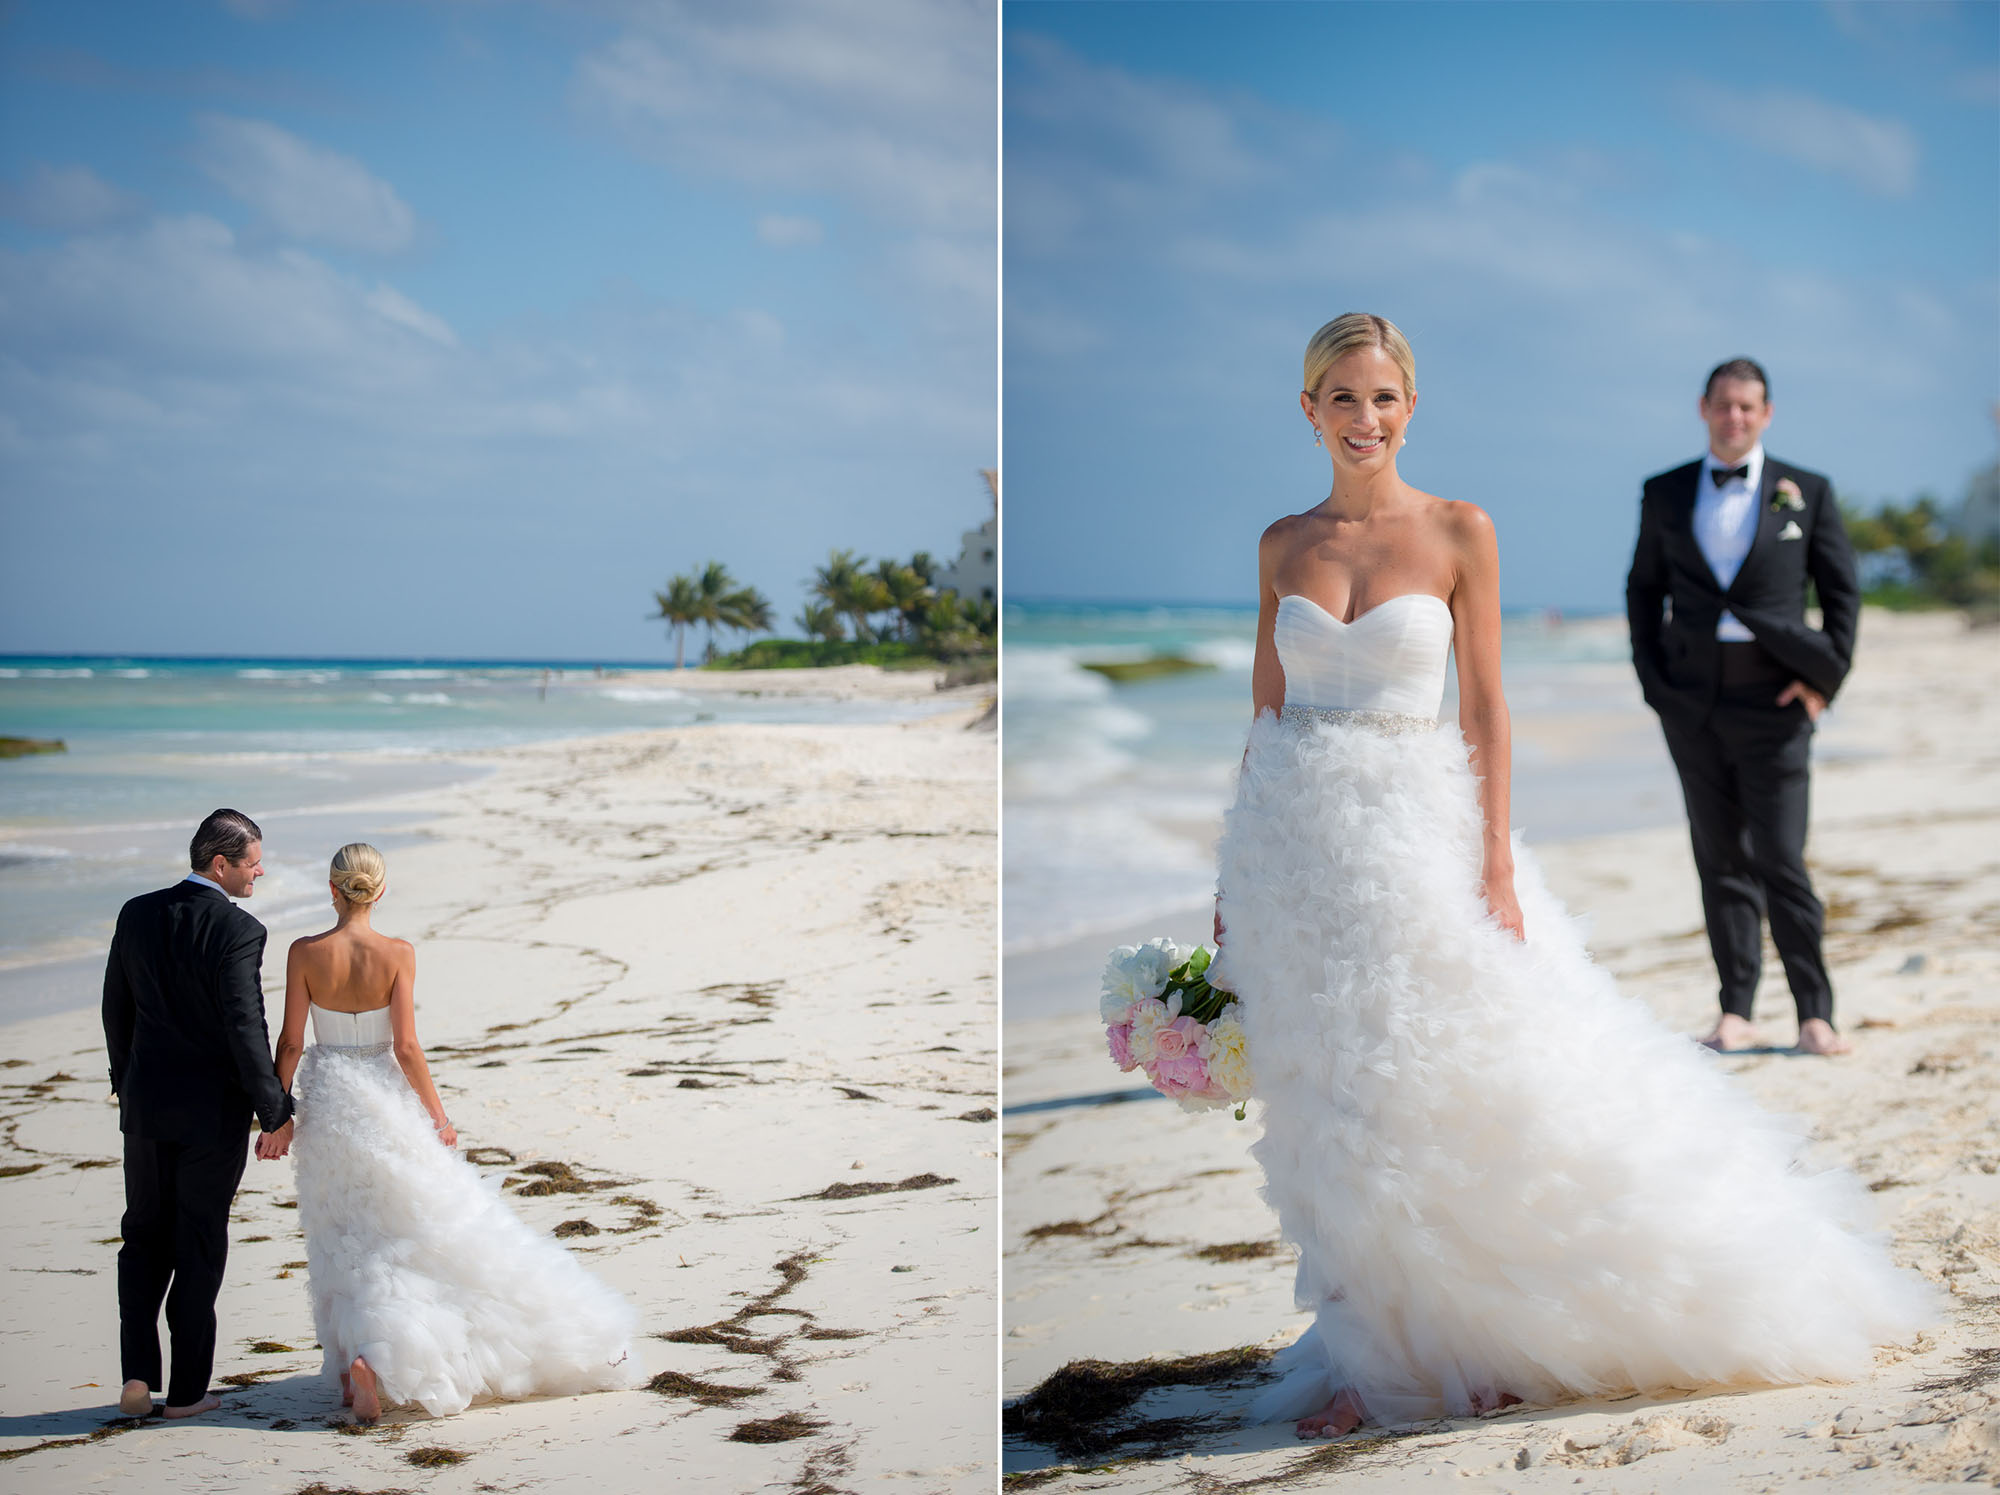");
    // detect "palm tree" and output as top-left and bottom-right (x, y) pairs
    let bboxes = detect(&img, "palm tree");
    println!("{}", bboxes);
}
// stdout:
(693, 560), (741, 661)
(874, 560), (932, 639)
(812, 549), (887, 643)
(652, 574), (704, 669)
(720, 585), (774, 647)
(908, 550), (939, 587)
(794, 602), (844, 641)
